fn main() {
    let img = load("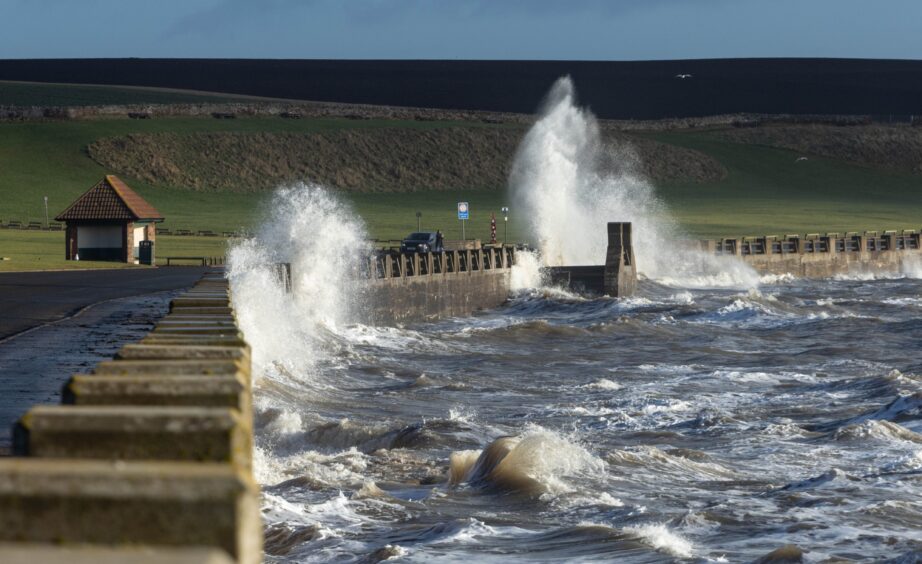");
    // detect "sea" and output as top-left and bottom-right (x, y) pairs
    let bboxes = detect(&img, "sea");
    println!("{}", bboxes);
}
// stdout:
(227, 78), (922, 562)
